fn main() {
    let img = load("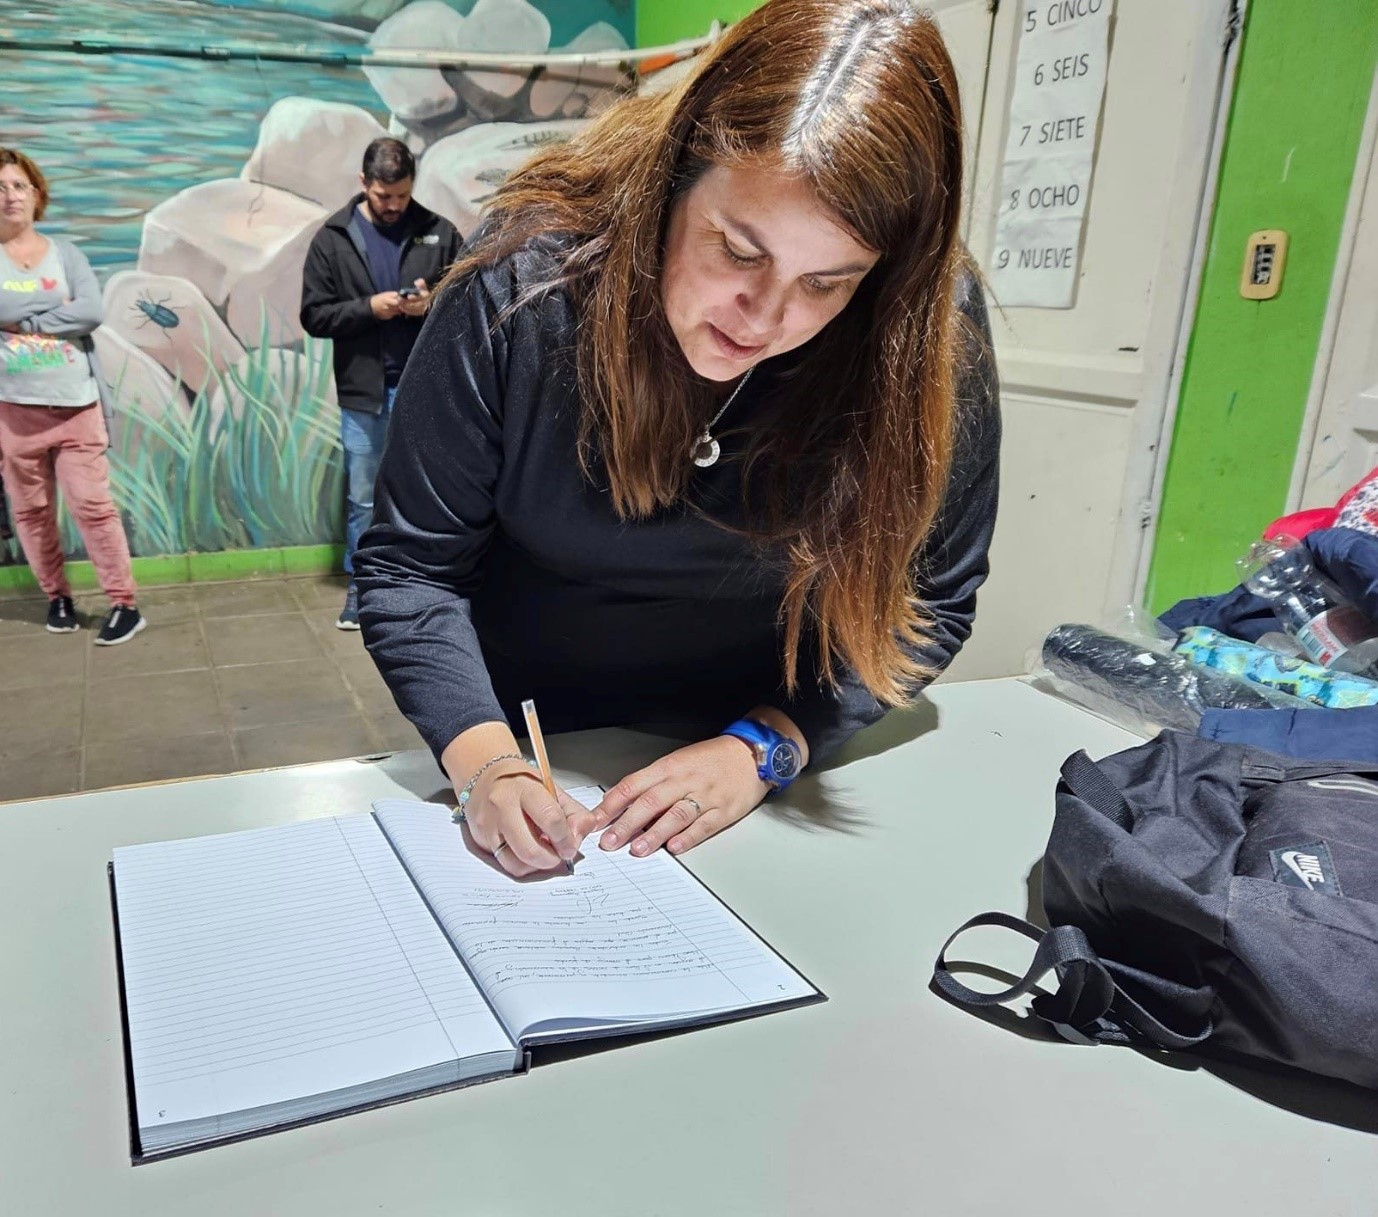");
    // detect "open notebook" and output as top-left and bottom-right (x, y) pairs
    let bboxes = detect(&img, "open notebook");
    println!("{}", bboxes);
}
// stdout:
(109, 788), (821, 1160)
